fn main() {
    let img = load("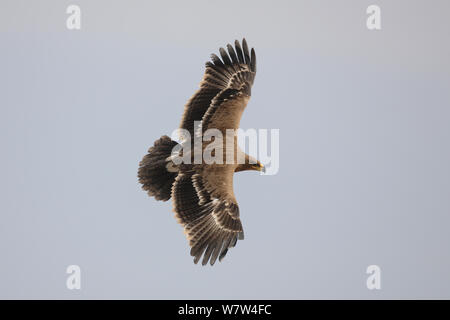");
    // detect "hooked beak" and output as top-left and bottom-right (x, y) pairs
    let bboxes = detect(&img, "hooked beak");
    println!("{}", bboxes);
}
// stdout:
(259, 162), (266, 173)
